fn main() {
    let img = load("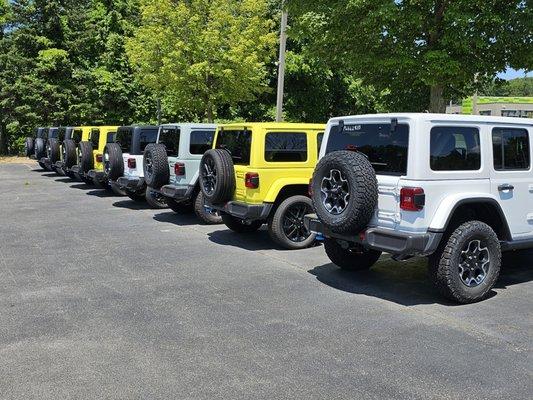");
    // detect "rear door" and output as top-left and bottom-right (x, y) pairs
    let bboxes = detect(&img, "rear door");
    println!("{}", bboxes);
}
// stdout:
(325, 122), (409, 229)
(490, 125), (533, 239)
